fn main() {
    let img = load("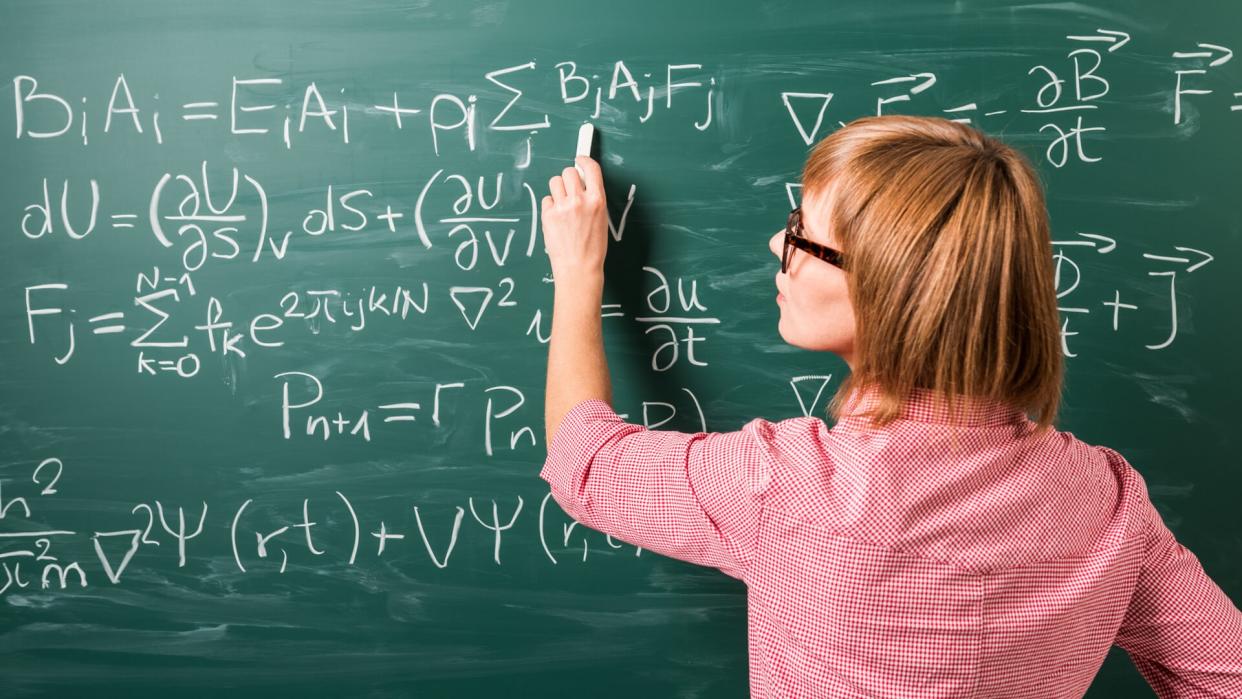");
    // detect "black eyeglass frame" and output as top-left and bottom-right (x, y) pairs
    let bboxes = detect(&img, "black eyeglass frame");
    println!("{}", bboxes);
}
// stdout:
(783, 207), (845, 273)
